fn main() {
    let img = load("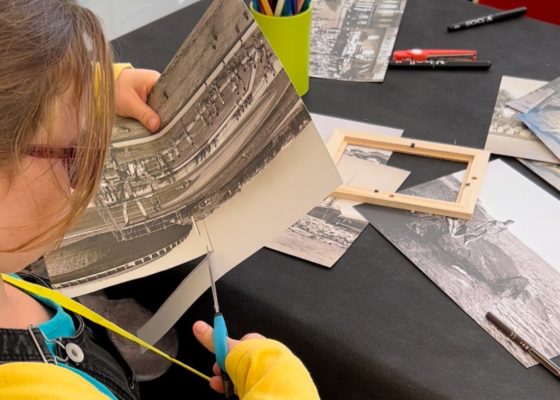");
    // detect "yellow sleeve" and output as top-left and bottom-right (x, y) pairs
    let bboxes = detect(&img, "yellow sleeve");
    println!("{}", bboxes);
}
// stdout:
(0, 362), (109, 400)
(113, 63), (133, 80)
(226, 339), (320, 400)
